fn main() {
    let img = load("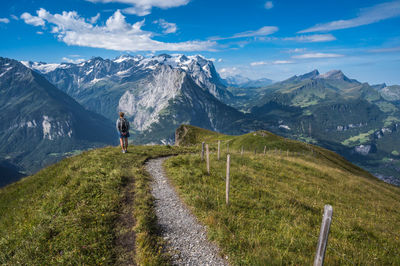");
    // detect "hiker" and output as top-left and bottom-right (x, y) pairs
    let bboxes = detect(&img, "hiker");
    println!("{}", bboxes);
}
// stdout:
(116, 112), (130, 153)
